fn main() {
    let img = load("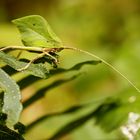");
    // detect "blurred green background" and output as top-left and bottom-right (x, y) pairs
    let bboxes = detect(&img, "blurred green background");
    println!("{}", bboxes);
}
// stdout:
(0, 0), (140, 139)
